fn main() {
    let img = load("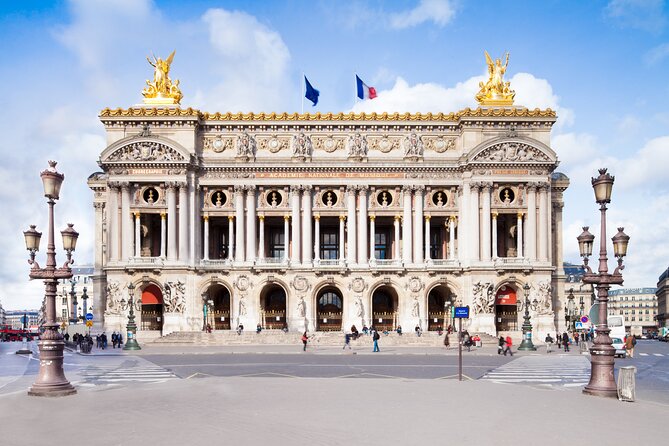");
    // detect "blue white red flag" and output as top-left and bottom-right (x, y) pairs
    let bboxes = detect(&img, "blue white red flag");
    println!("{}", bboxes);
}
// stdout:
(356, 75), (377, 100)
